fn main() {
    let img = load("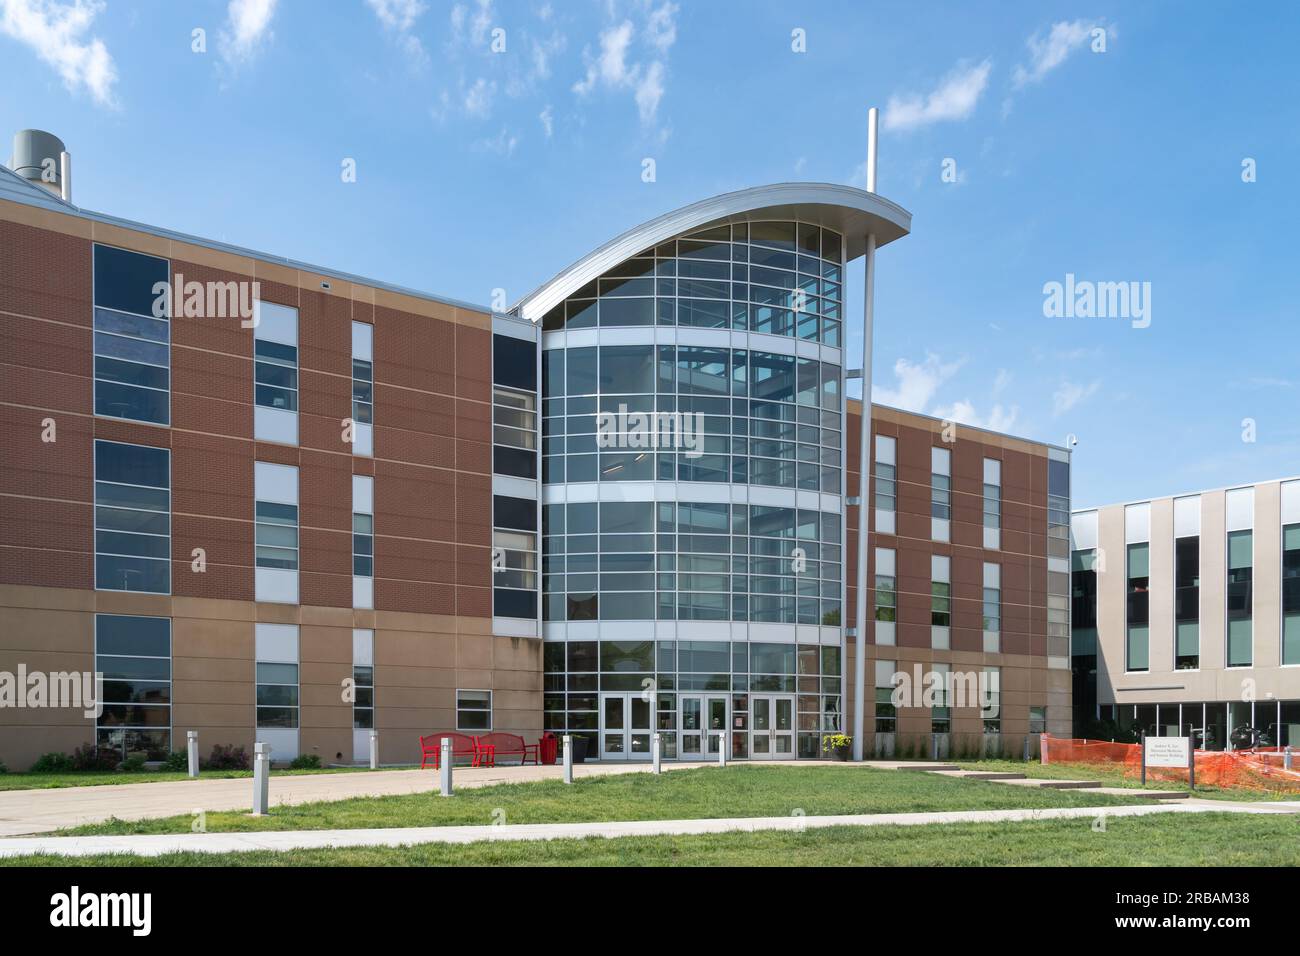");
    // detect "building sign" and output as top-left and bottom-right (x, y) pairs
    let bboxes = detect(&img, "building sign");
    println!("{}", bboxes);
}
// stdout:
(1144, 736), (1190, 768)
